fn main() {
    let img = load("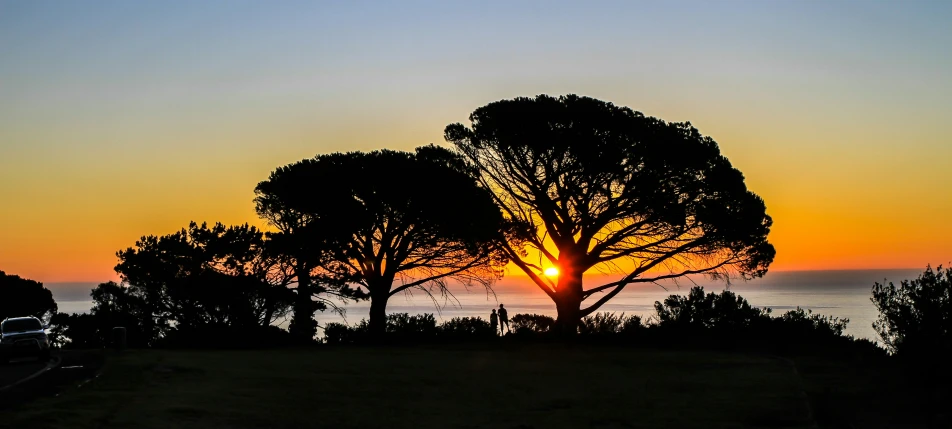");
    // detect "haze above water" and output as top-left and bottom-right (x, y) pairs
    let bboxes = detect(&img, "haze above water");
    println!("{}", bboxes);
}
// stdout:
(48, 269), (926, 341)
